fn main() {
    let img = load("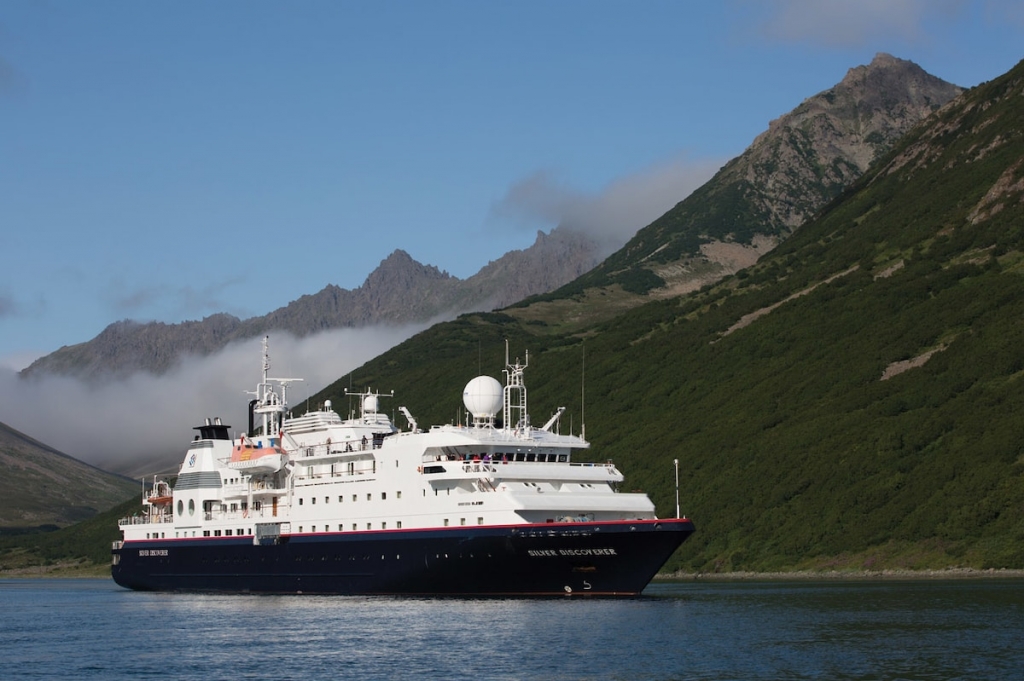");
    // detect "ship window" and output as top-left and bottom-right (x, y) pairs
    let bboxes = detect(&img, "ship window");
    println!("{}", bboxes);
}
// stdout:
(312, 497), (316, 505)
(338, 524), (343, 531)
(230, 503), (237, 512)
(299, 526), (303, 533)
(352, 523), (357, 531)
(299, 498), (303, 505)
(558, 454), (567, 462)
(381, 492), (387, 500)
(382, 522), (387, 530)
(177, 500), (183, 515)
(214, 530), (221, 537)
(478, 517), (483, 525)
(253, 501), (261, 510)
(189, 499), (195, 516)
(238, 529), (244, 535)
(241, 502), (248, 510)
(444, 519), (449, 527)
(203, 531), (210, 537)
(366, 493), (371, 501)
(397, 521), (402, 529)
(352, 495), (357, 502)
(460, 518), (466, 526)
(324, 497), (329, 504)
(366, 523), (371, 530)
(395, 460), (399, 468)
(312, 526), (316, 532)
(397, 491), (402, 499)
(339, 496), (343, 503)
(225, 530), (232, 536)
